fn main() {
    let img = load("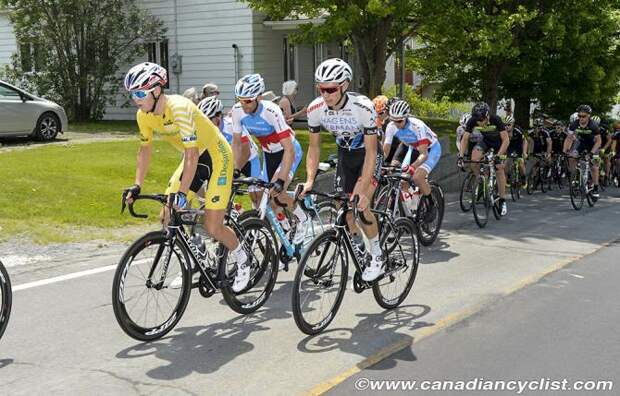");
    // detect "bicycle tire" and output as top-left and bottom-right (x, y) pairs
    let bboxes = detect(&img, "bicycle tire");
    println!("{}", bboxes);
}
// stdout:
(112, 231), (192, 341)
(416, 183), (444, 246)
(219, 217), (278, 314)
(459, 173), (474, 212)
(292, 229), (348, 335)
(0, 261), (12, 341)
(373, 217), (419, 309)
(472, 175), (489, 228)
(569, 170), (584, 210)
